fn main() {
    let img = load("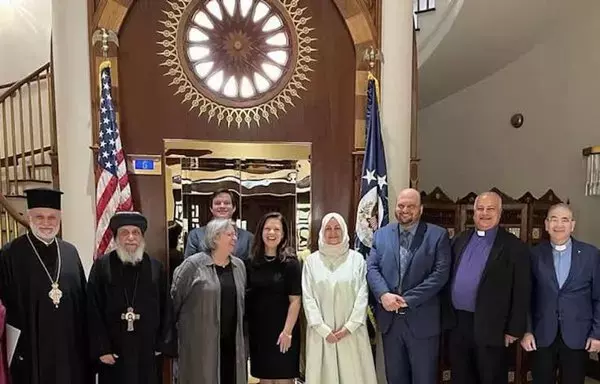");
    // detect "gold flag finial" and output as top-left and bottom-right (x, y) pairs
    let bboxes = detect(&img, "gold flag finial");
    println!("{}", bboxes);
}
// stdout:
(362, 46), (383, 70)
(92, 28), (119, 58)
